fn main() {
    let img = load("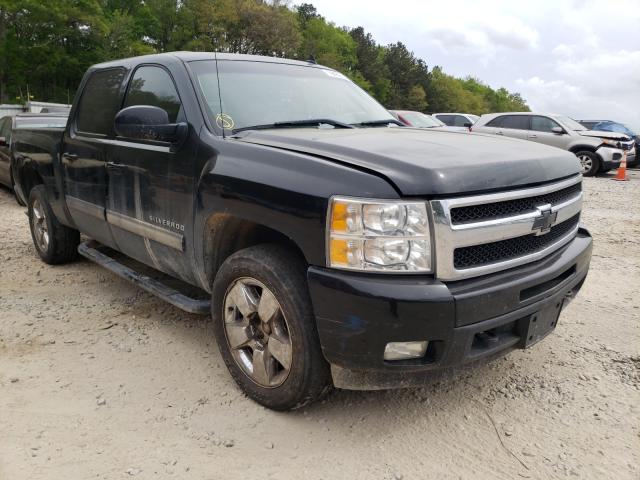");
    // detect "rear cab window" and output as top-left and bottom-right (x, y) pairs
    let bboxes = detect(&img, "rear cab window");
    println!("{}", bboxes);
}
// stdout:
(75, 68), (126, 136)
